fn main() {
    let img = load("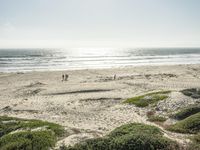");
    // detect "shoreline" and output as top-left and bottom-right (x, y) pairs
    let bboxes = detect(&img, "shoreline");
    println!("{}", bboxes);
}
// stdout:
(0, 64), (200, 146)
(1, 63), (200, 74)
(1, 62), (200, 74)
